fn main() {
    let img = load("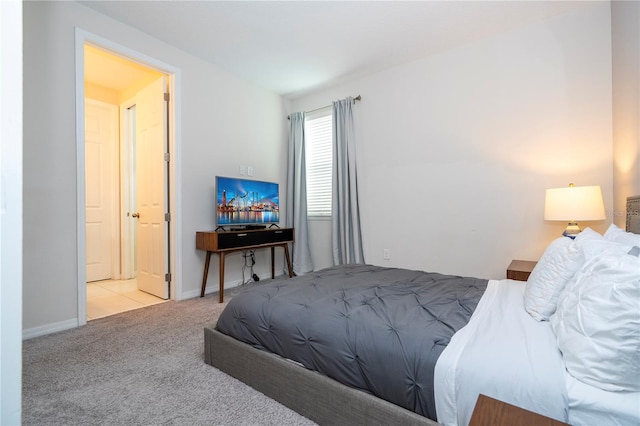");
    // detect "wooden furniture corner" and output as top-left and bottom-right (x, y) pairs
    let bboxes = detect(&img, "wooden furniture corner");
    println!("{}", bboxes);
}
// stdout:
(506, 259), (537, 281)
(469, 394), (569, 426)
